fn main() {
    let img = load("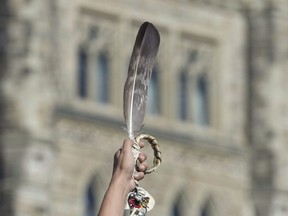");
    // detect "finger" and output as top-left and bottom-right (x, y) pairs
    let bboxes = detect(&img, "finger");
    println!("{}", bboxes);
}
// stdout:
(134, 172), (145, 181)
(122, 139), (134, 152)
(123, 139), (134, 147)
(114, 149), (121, 160)
(138, 141), (145, 148)
(138, 152), (147, 163)
(137, 162), (148, 172)
(113, 149), (121, 172)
